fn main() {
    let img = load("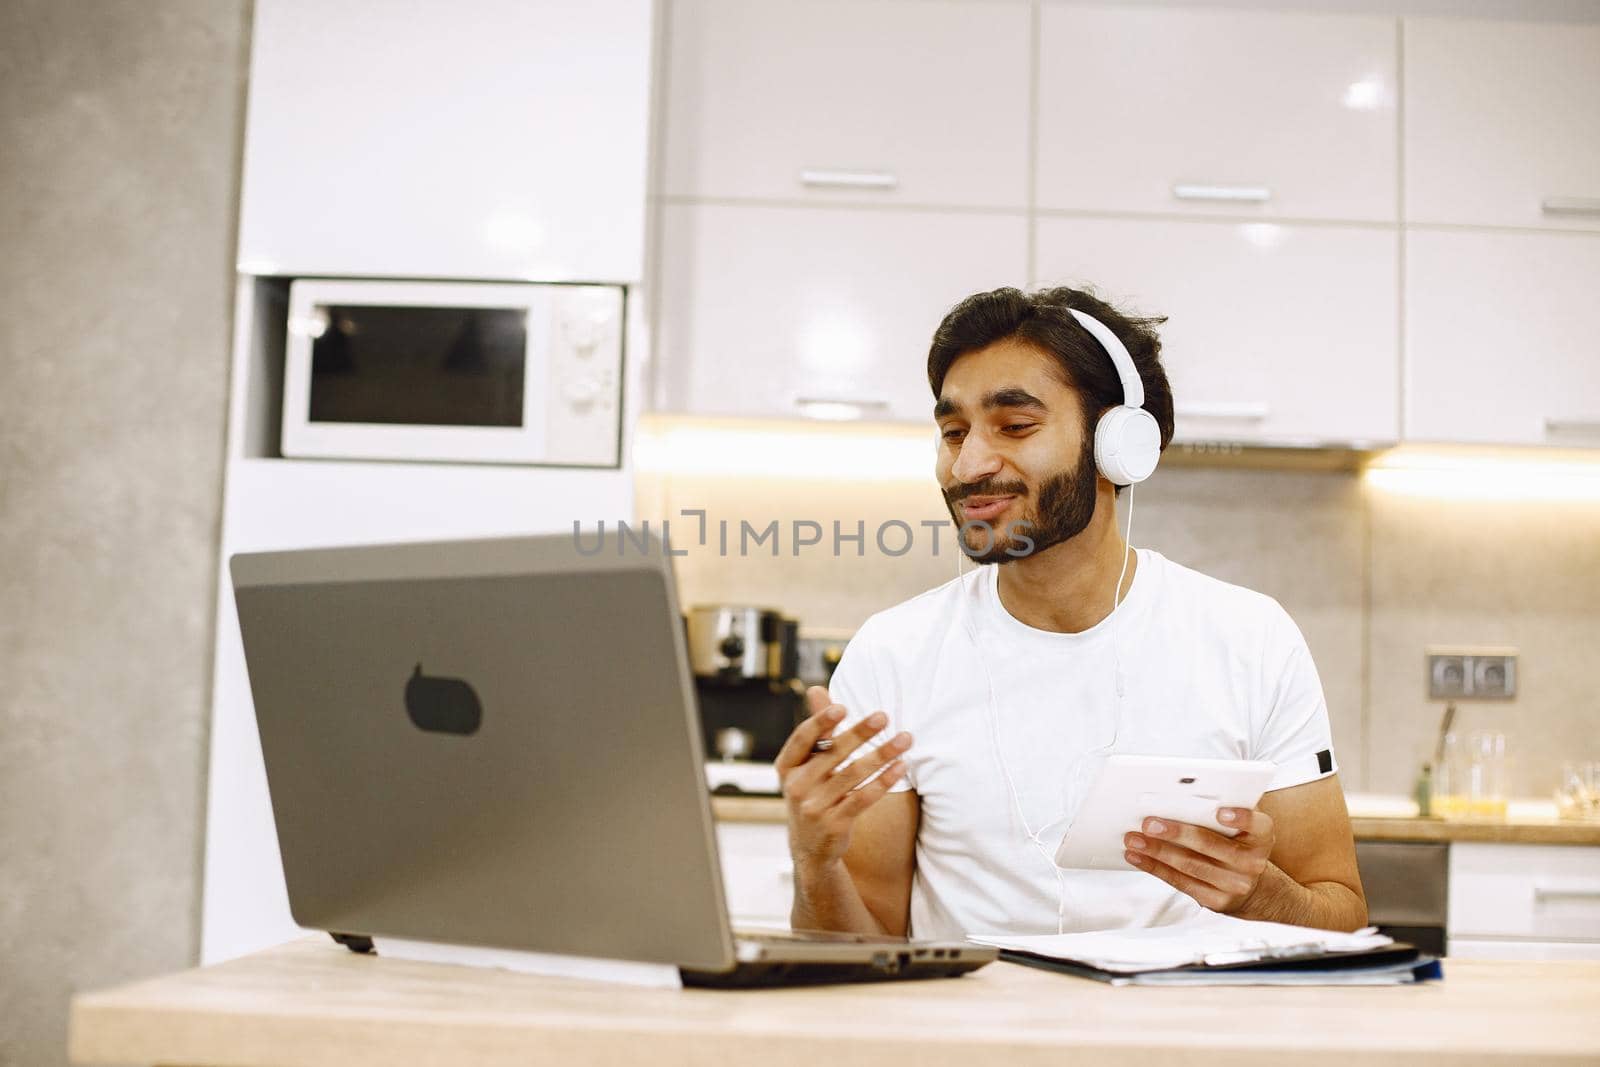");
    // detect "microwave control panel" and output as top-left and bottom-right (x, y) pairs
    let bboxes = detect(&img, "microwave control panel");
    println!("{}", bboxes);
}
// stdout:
(542, 285), (625, 466)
